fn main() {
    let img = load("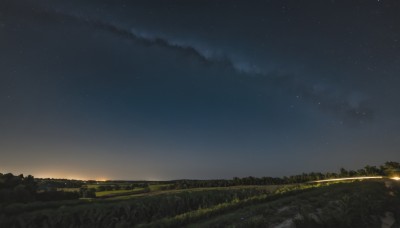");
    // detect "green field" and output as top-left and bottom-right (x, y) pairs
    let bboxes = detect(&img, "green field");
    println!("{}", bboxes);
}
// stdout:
(189, 180), (399, 227)
(108, 185), (283, 200)
(56, 188), (80, 192)
(1, 179), (399, 227)
(95, 188), (146, 197)
(149, 184), (173, 191)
